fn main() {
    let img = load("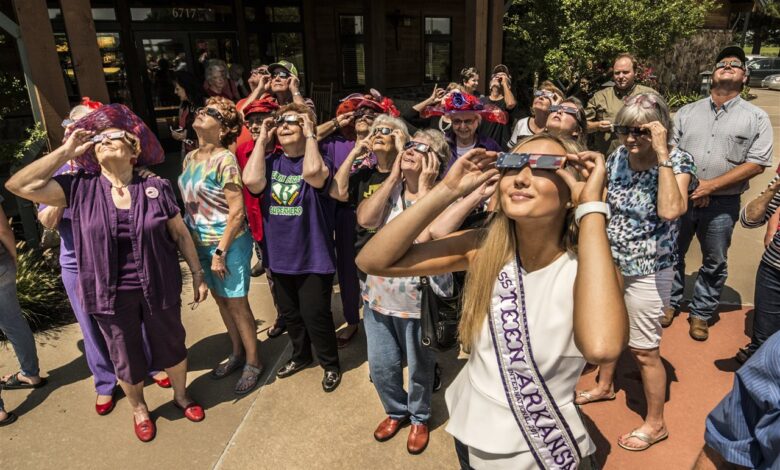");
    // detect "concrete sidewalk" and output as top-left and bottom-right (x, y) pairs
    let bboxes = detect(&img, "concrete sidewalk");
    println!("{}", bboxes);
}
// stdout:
(0, 89), (778, 469)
